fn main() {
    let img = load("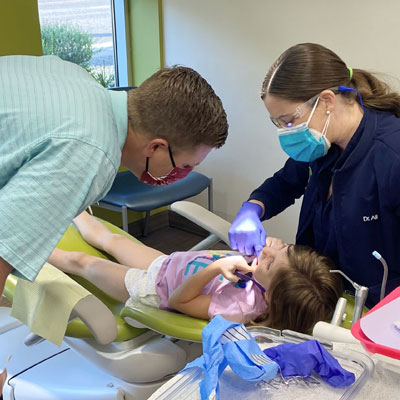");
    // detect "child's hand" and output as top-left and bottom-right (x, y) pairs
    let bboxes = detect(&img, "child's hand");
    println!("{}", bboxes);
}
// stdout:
(213, 256), (253, 282)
